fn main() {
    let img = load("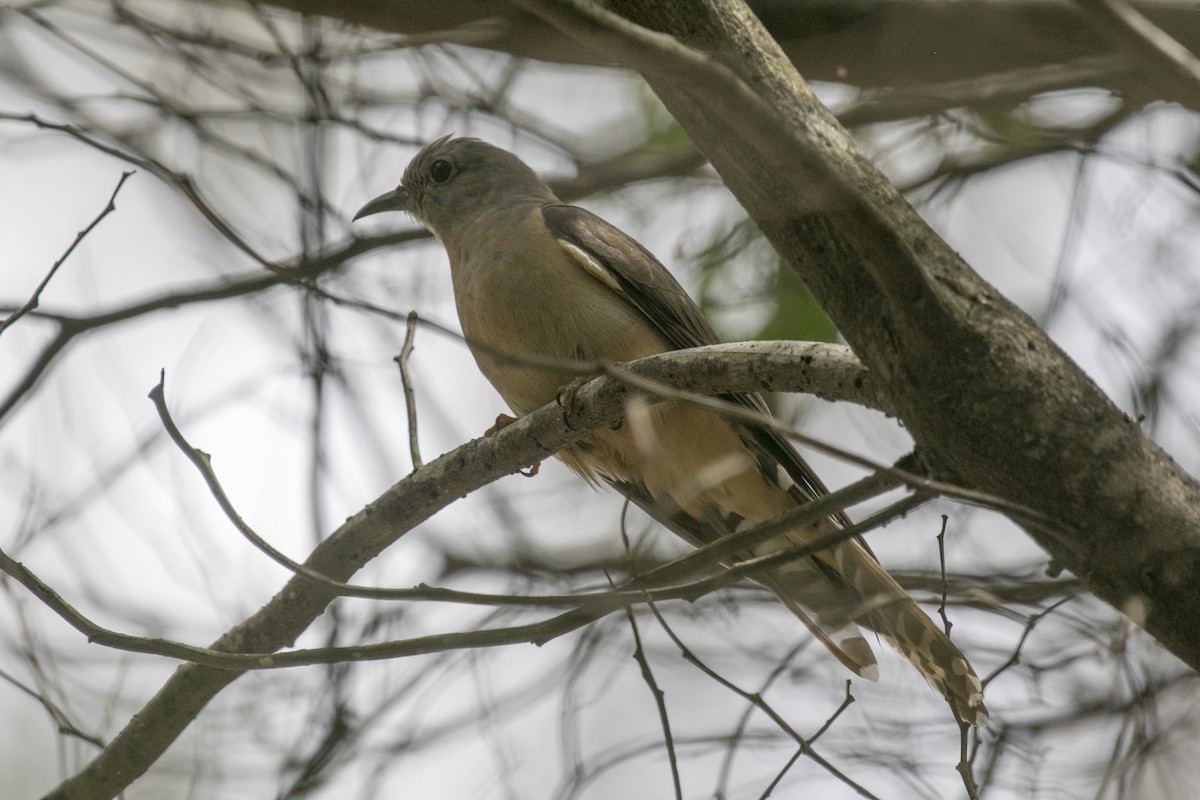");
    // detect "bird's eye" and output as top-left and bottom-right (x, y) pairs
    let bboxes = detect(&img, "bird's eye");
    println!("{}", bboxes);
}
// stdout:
(429, 160), (453, 183)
